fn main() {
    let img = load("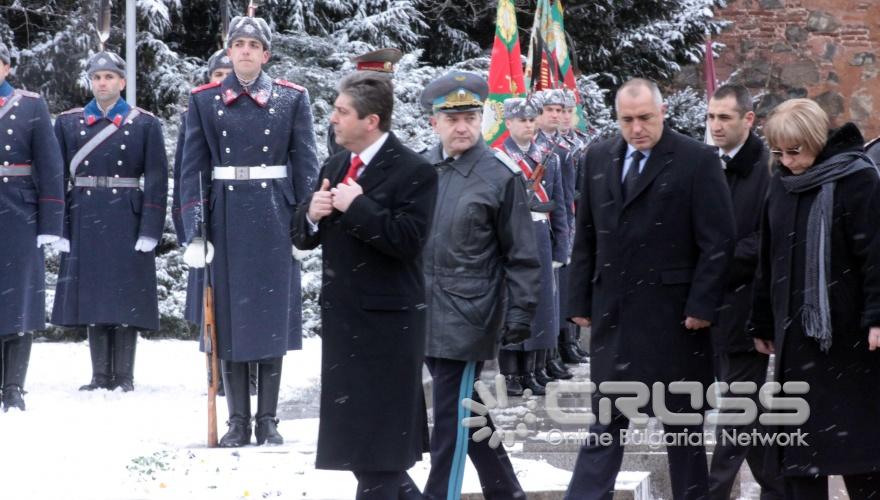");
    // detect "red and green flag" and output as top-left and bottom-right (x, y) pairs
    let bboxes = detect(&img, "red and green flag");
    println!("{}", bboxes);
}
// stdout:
(524, 0), (587, 131)
(481, 0), (527, 147)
